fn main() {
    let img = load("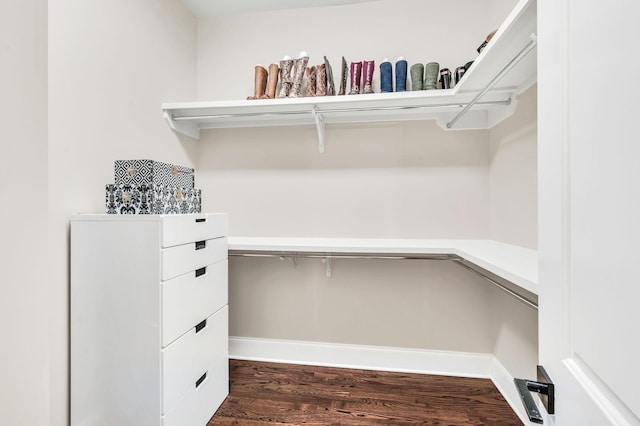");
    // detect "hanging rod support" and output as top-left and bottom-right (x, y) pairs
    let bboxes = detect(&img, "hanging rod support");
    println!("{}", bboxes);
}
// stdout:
(447, 32), (538, 129)
(312, 106), (325, 153)
(323, 256), (332, 277)
(279, 256), (297, 268)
